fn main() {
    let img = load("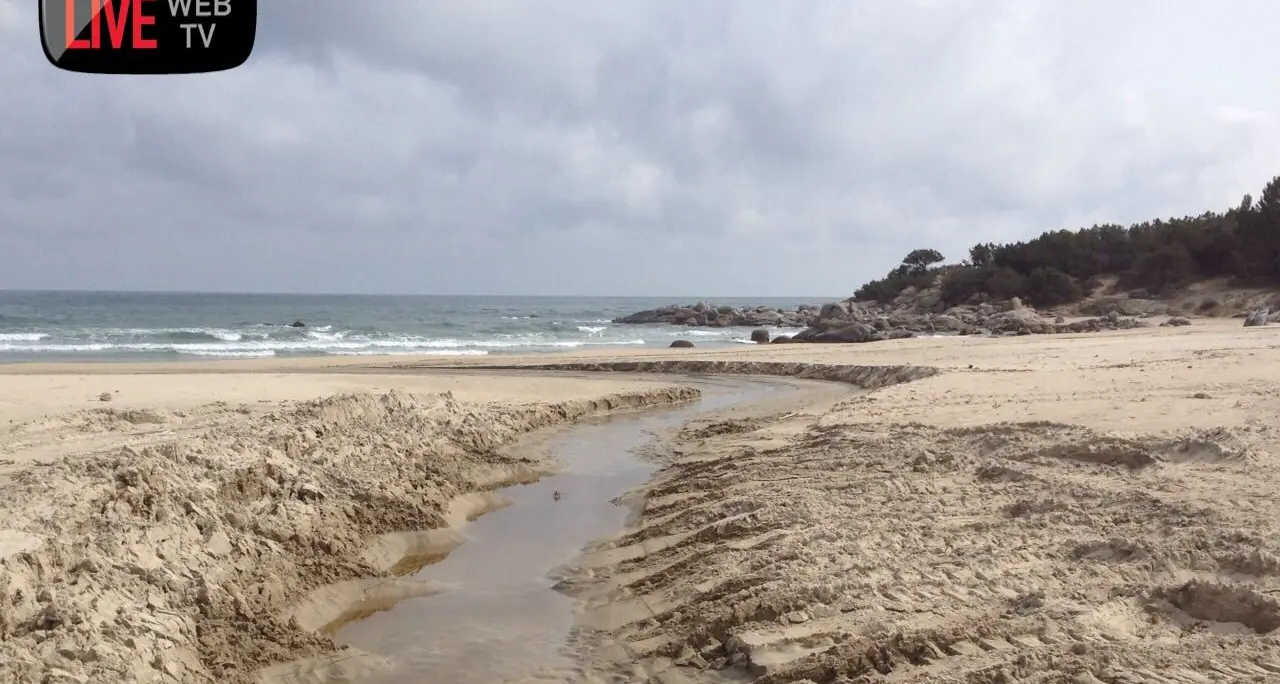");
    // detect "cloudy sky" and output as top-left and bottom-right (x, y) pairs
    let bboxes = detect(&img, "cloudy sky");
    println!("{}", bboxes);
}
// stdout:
(1, 1), (1277, 297)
